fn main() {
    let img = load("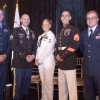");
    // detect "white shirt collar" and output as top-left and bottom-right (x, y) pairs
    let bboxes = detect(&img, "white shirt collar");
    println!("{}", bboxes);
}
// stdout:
(88, 24), (98, 33)
(21, 25), (28, 30)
